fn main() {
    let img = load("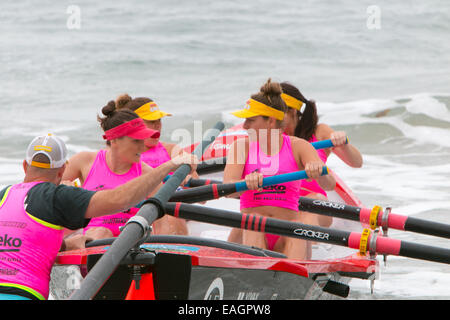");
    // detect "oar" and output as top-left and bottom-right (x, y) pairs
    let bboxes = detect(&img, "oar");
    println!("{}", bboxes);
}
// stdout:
(174, 178), (450, 240)
(297, 197), (450, 239)
(197, 157), (227, 175)
(196, 138), (346, 175)
(69, 121), (225, 300)
(164, 202), (450, 265)
(168, 167), (329, 203)
(185, 178), (223, 188)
